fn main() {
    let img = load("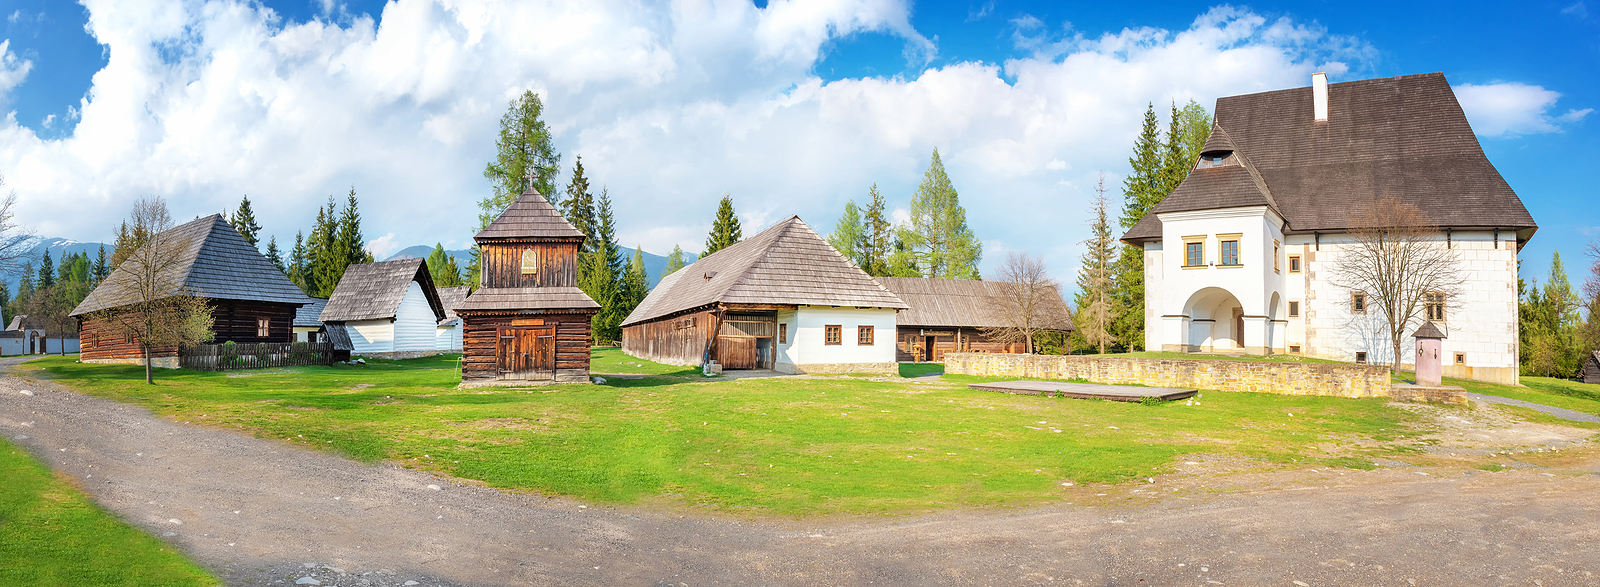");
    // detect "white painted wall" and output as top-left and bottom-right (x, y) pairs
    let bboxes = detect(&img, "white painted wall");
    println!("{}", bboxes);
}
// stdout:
(0, 337), (23, 355)
(393, 281), (437, 352)
(293, 326), (319, 343)
(1151, 206), (1285, 353)
(346, 319), (395, 354)
(775, 305), (898, 372)
(436, 323), (462, 352)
